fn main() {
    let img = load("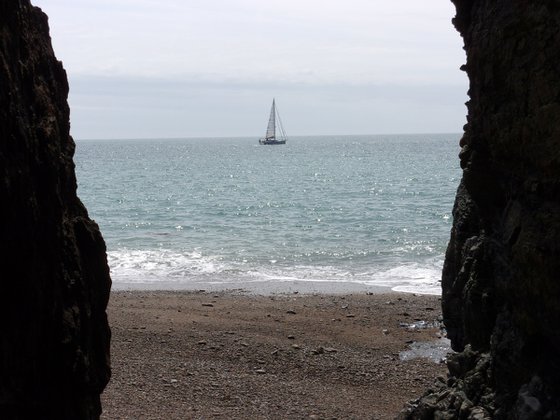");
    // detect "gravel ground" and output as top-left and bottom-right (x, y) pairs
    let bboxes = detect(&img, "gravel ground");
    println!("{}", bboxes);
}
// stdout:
(101, 290), (448, 419)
